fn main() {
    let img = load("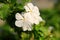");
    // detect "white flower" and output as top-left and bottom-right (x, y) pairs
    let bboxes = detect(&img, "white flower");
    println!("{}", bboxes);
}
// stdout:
(24, 3), (40, 15)
(15, 13), (32, 31)
(24, 12), (43, 24)
(15, 3), (44, 31)
(24, 3), (43, 24)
